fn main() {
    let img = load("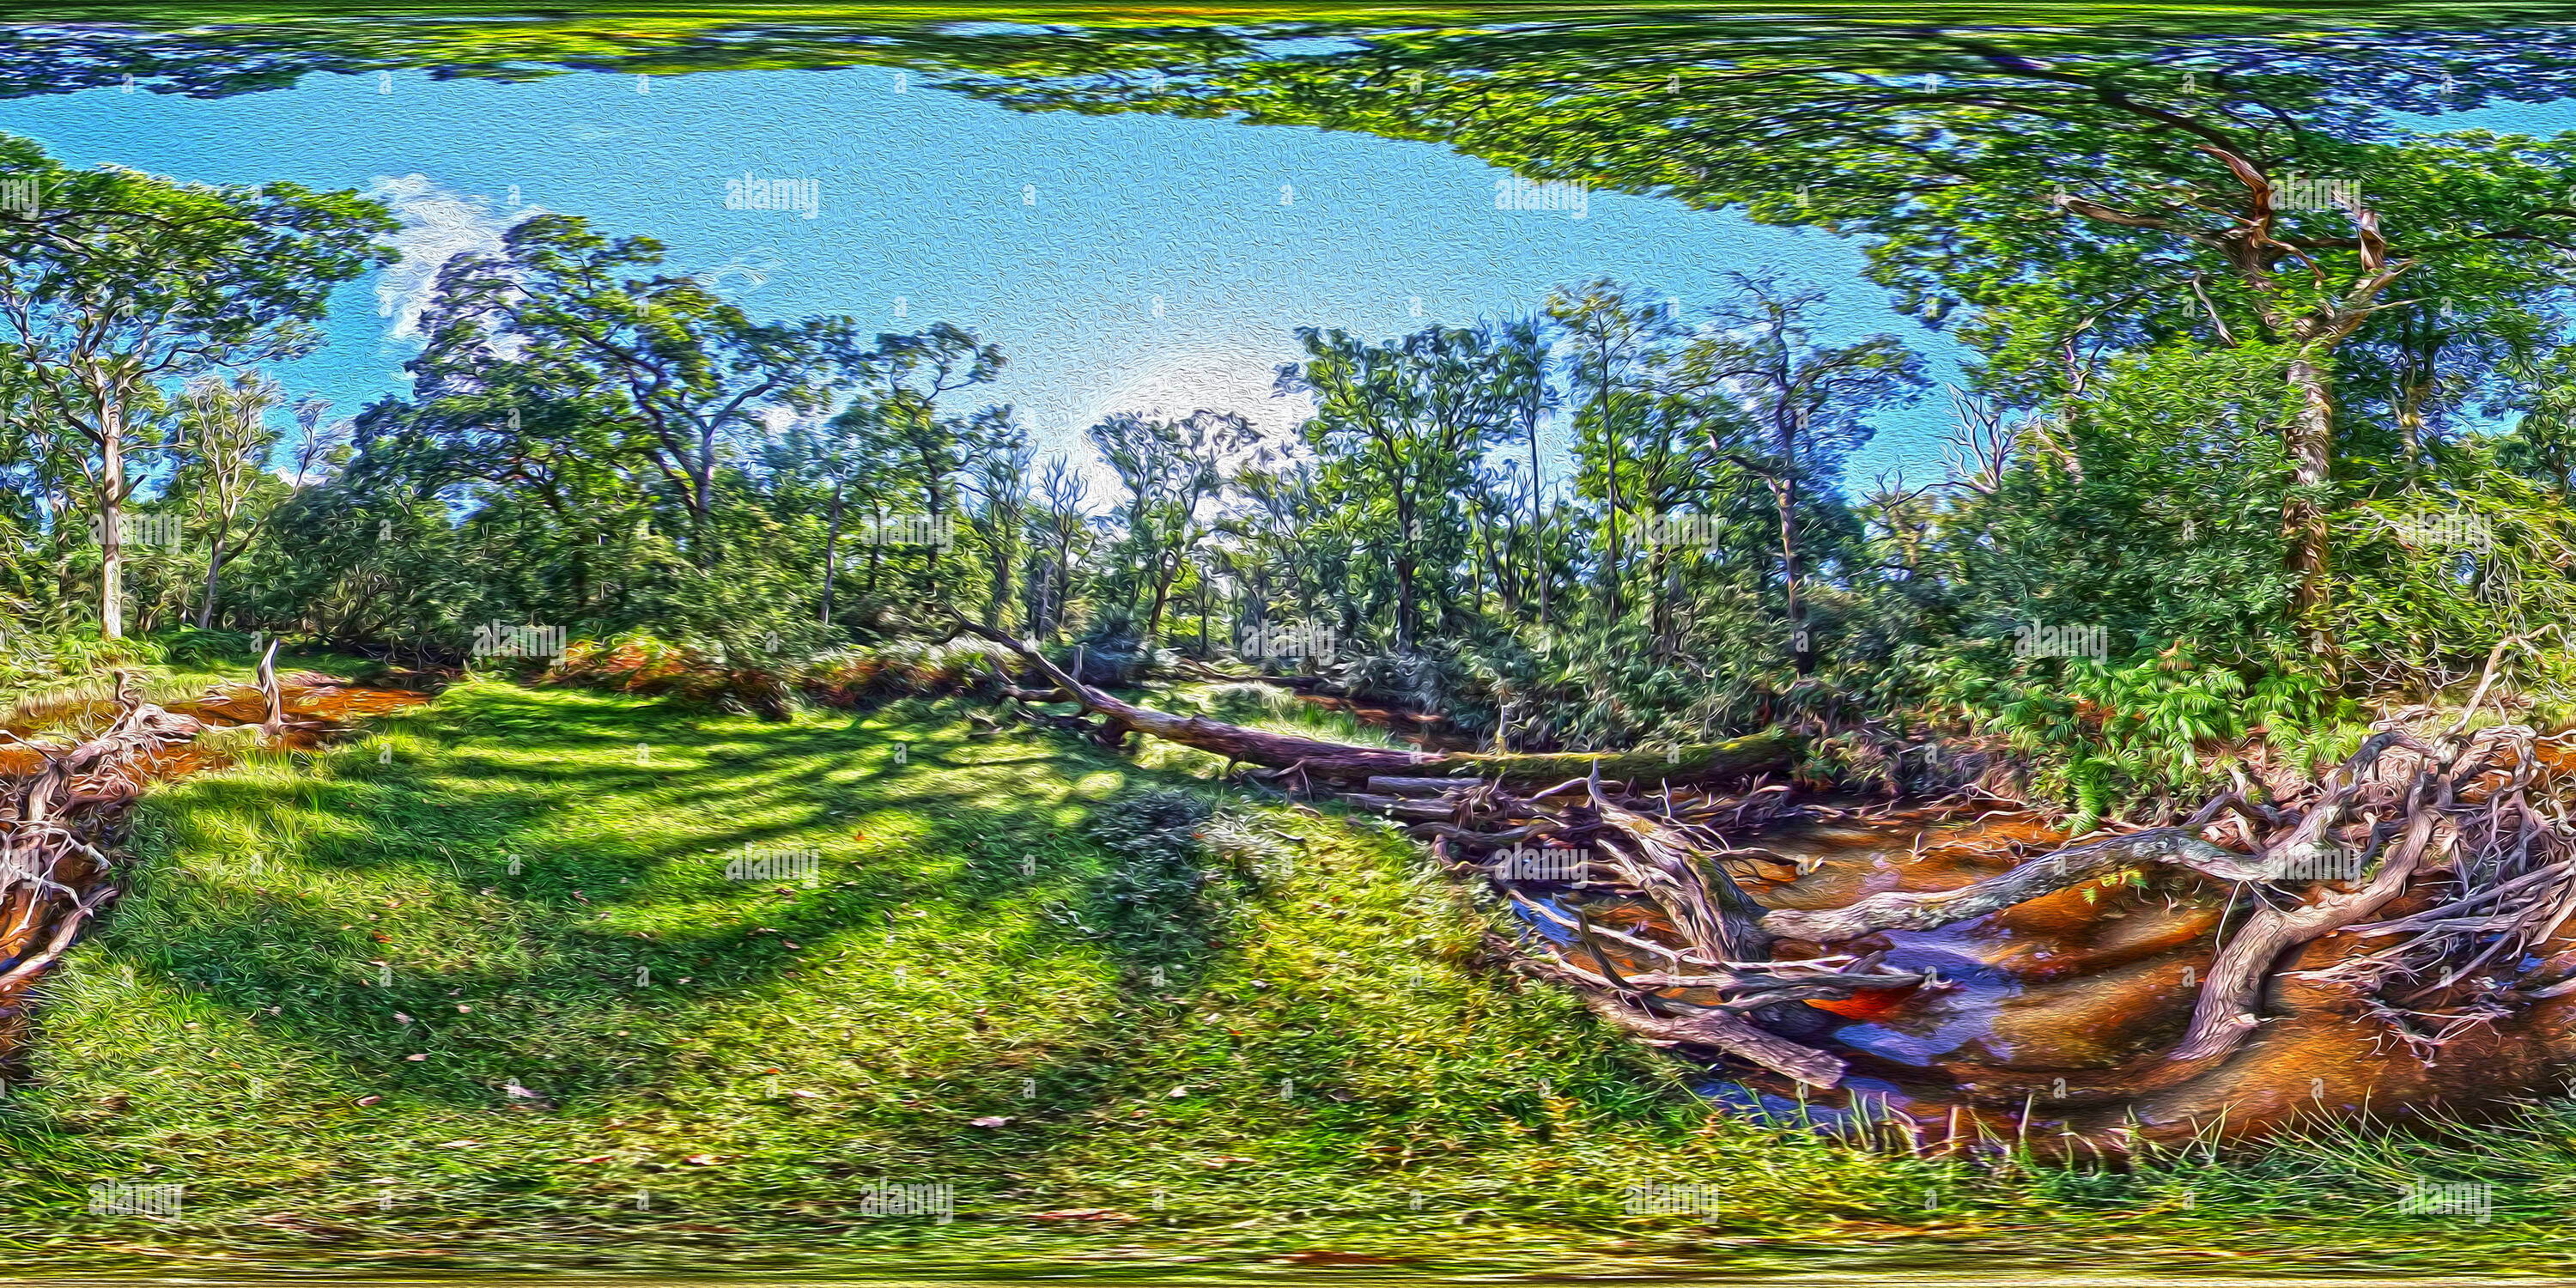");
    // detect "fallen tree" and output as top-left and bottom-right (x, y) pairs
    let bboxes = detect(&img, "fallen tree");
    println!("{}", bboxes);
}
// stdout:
(951, 622), (1885, 1084)
(0, 671), (204, 999)
(946, 621), (1800, 788)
